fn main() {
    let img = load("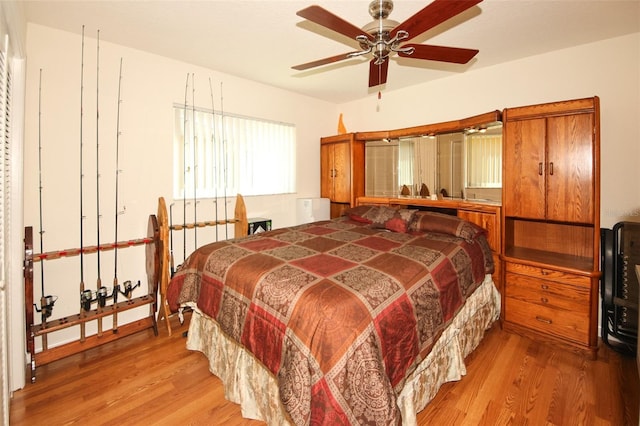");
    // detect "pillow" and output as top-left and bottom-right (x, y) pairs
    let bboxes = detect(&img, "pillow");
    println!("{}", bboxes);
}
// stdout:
(345, 205), (417, 233)
(344, 205), (378, 223)
(370, 207), (418, 233)
(410, 211), (485, 241)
